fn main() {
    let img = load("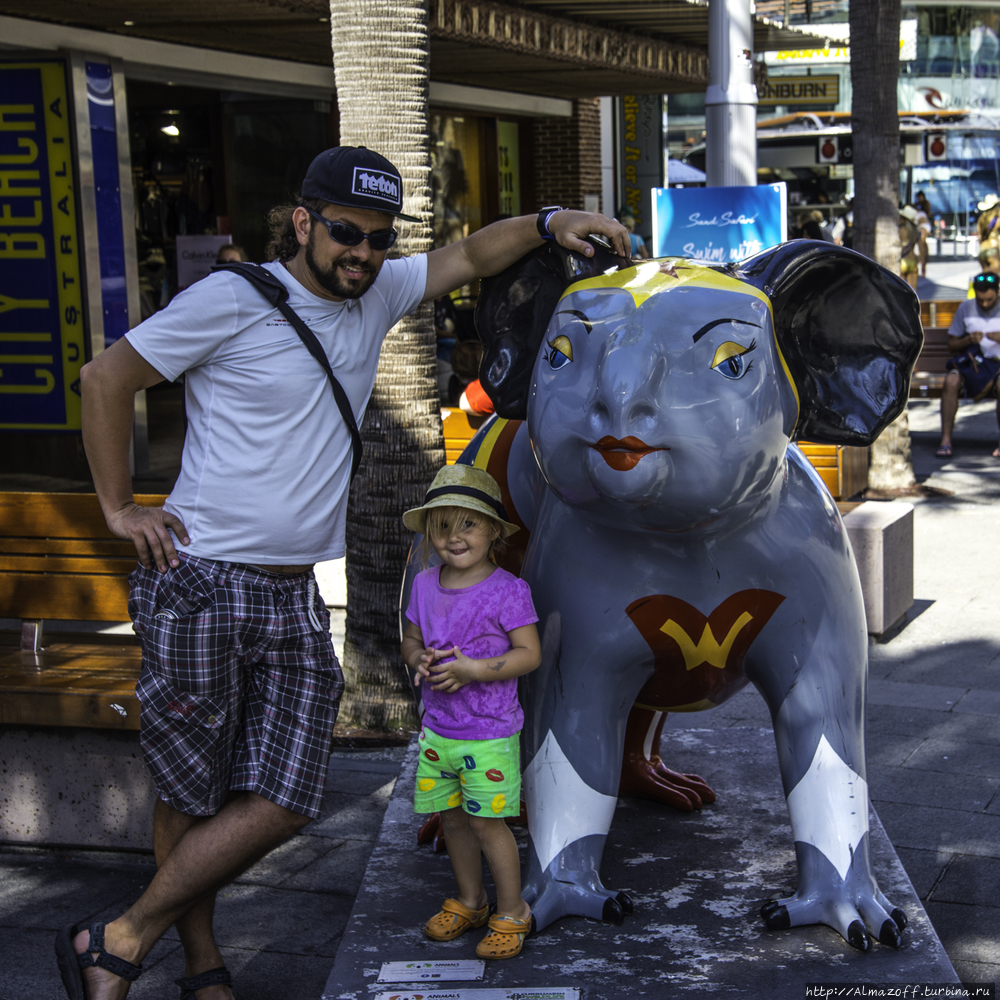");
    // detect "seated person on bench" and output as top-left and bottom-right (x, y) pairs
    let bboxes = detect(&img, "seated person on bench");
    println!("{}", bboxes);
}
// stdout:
(938, 271), (1000, 458)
